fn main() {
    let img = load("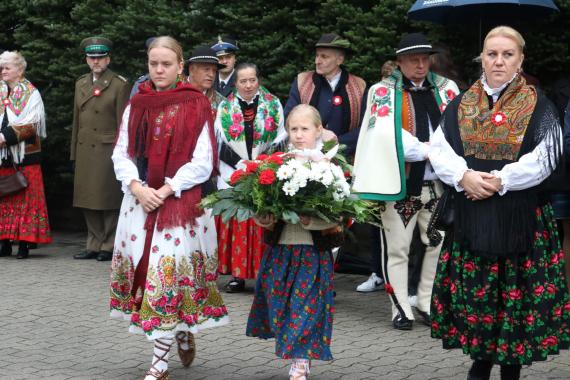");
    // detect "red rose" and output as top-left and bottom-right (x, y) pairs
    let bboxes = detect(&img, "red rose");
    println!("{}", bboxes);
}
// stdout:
(471, 338), (479, 346)
(229, 169), (247, 185)
(542, 231), (550, 240)
(431, 321), (439, 331)
(441, 251), (450, 262)
(475, 288), (486, 298)
(488, 343), (497, 352)
(258, 169), (276, 185)
(564, 302), (570, 312)
(534, 285), (545, 296)
(482, 315), (494, 324)
(463, 261), (475, 272)
(554, 307), (562, 317)
(508, 288), (522, 300)
(446, 89), (456, 100)
(267, 155), (284, 165)
(498, 311), (506, 321)
(550, 253), (559, 265)
(515, 343), (525, 355)
(256, 154), (269, 160)
(522, 259), (532, 270)
(377, 105), (389, 117)
(375, 86), (388, 97)
(467, 314), (478, 324)
(450, 283), (457, 294)
(448, 326), (457, 337)
(489, 263), (499, 274)
(437, 303), (444, 314)
(546, 283), (556, 294)
(459, 335), (467, 346)
(500, 343), (508, 352)
(442, 277), (451, 287)
(525, 314), (535, 325)
(245, 161), (259, 173)
(385, 283), (394, 294)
